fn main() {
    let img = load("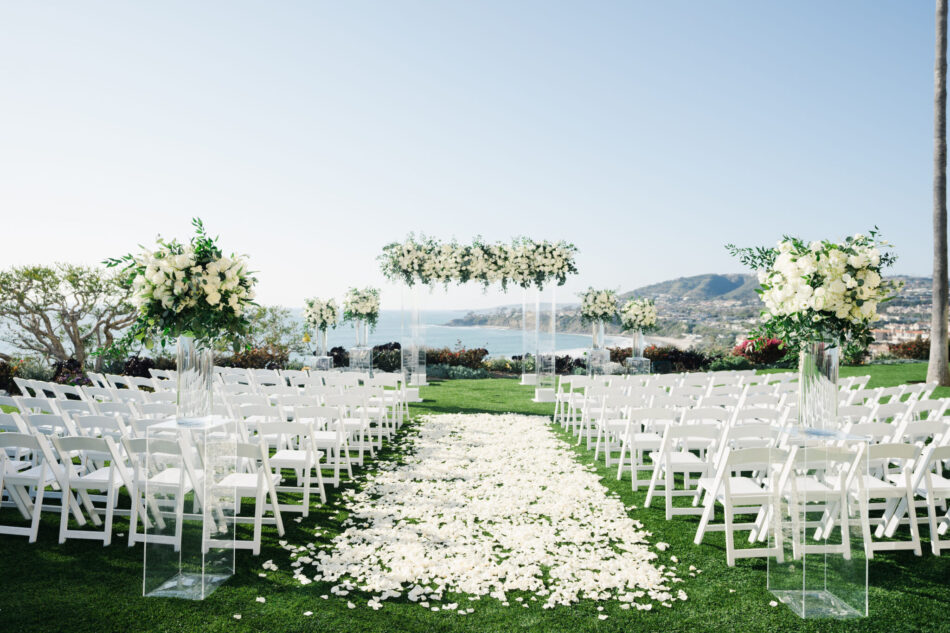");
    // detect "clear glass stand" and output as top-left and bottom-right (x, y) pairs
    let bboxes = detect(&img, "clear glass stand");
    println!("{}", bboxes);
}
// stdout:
(312, 356), (333, 371)
(520, 287), (538, 386)
(533, 285), (556, 403)
(768, 429), (869, 619)
(624, 329), (651, 375)
(143, 416), (236, 599)
(587, 320), (611, 376)
(176, 335), (213, 425)
(349, 318), (372, 375)
(401, 283), (427, 388)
